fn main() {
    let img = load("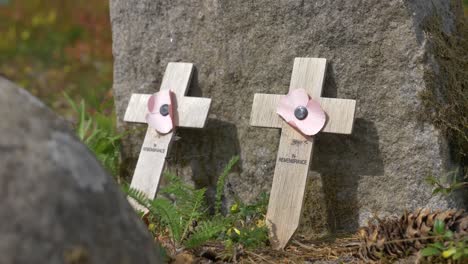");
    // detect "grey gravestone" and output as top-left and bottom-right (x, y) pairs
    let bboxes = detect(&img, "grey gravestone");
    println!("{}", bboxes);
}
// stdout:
(110, 0), (466, 234)
(0, 77), (163, 263)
